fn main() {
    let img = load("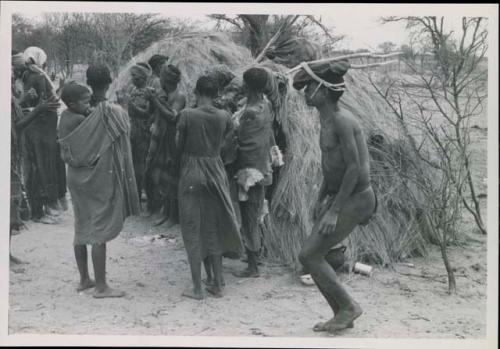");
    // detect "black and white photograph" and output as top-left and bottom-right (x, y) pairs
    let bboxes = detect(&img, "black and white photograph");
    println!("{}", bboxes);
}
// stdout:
(0, 2), (498, 348)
